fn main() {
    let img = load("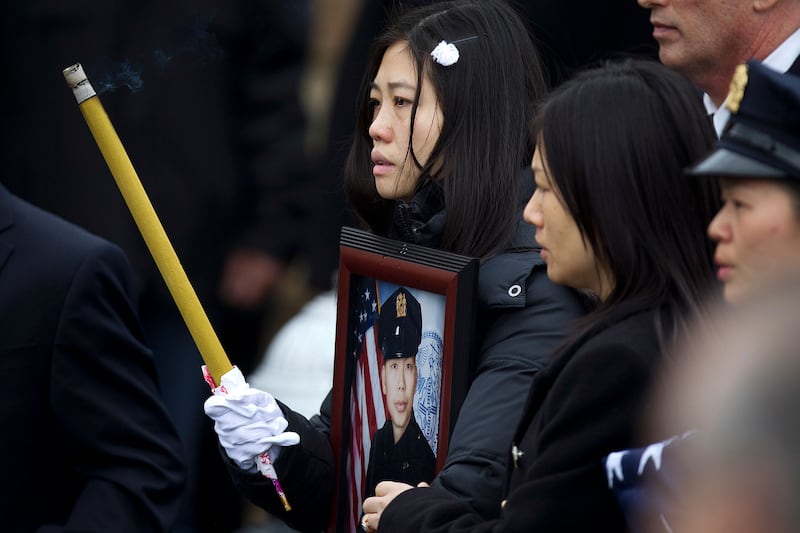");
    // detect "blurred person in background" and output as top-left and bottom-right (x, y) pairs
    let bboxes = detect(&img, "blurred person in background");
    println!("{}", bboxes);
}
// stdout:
(645, 279), (800, 533)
